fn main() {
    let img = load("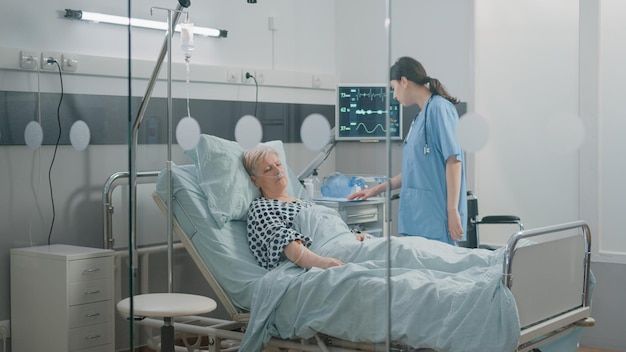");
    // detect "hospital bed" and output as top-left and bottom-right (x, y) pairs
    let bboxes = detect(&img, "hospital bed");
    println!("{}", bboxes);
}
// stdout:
(122, 135), (594, 352)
